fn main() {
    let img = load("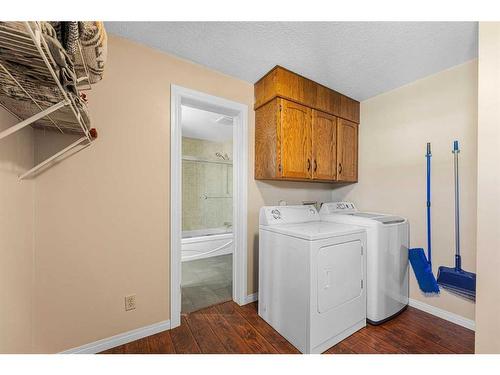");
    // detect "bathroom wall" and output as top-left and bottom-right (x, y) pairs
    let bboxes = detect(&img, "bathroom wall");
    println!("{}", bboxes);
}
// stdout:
(333, 61), (478, 321)
(0, 107), (35, 353)
(182, 137), (232, 232)
(475, 22), (500, 353)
